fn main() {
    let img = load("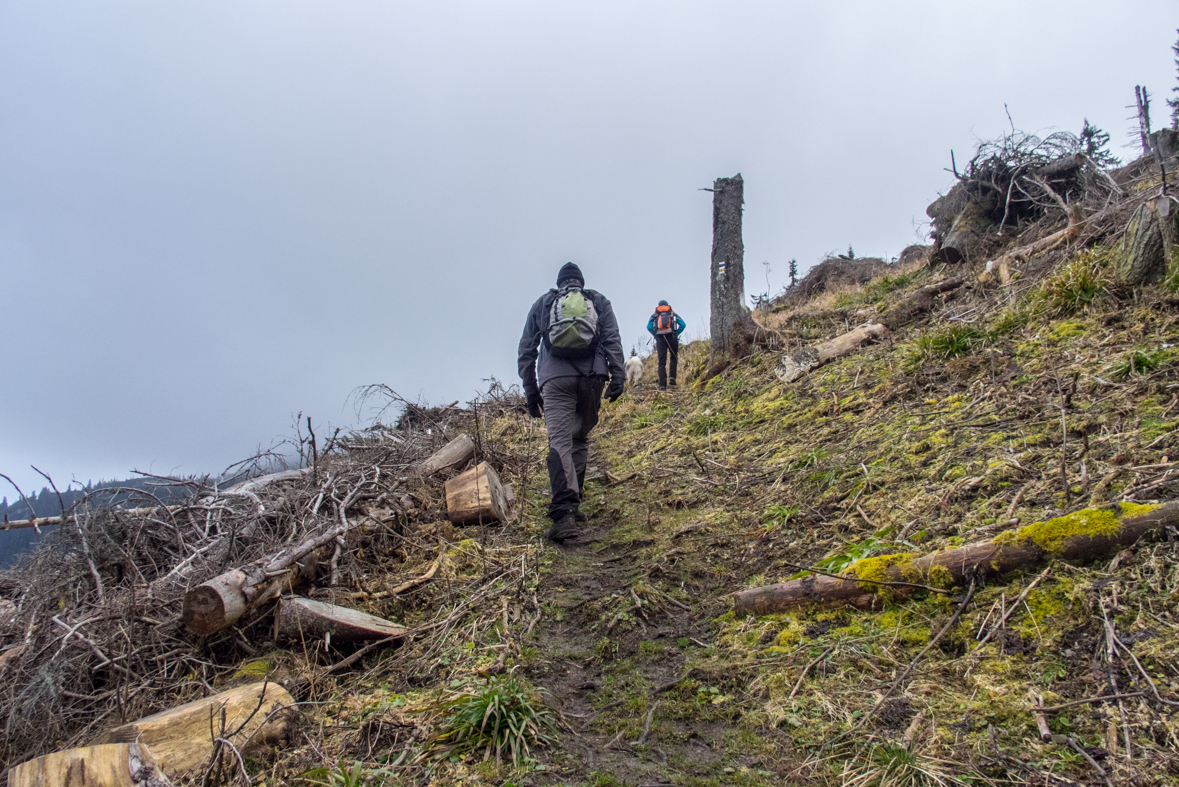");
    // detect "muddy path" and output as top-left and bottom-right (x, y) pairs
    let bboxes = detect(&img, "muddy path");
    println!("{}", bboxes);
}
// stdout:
(521, 469), (797, 786)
